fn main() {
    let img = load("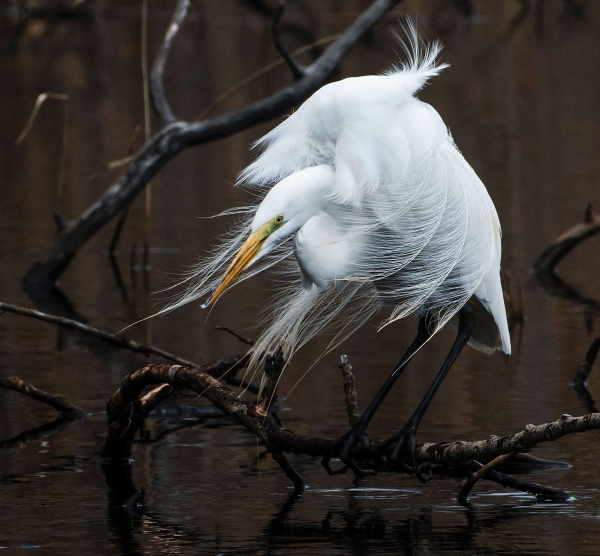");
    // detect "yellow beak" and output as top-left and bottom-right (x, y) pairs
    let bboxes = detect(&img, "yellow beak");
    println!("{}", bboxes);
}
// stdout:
(202, 227), (269, 308)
